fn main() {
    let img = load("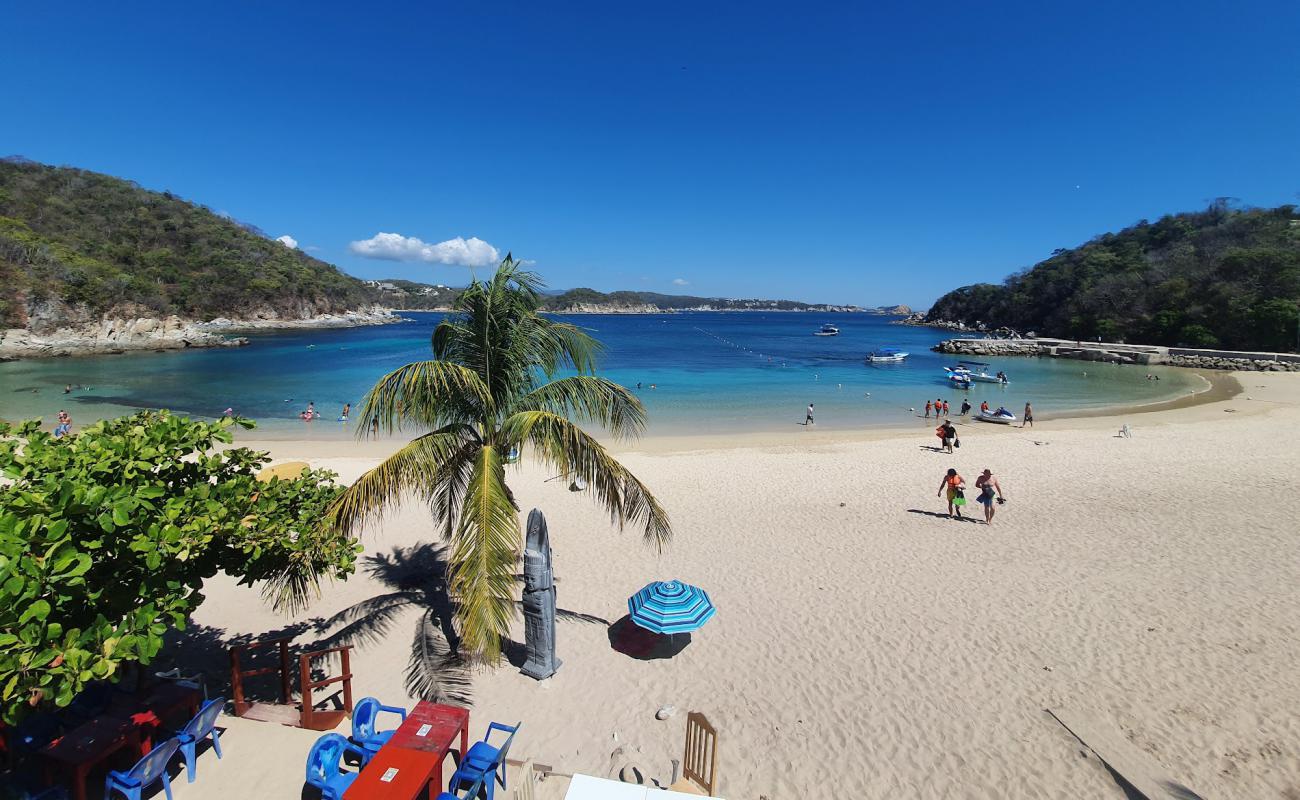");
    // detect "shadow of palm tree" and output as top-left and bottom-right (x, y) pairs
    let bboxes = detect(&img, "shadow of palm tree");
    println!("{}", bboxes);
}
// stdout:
(310, 542), (474, 705)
